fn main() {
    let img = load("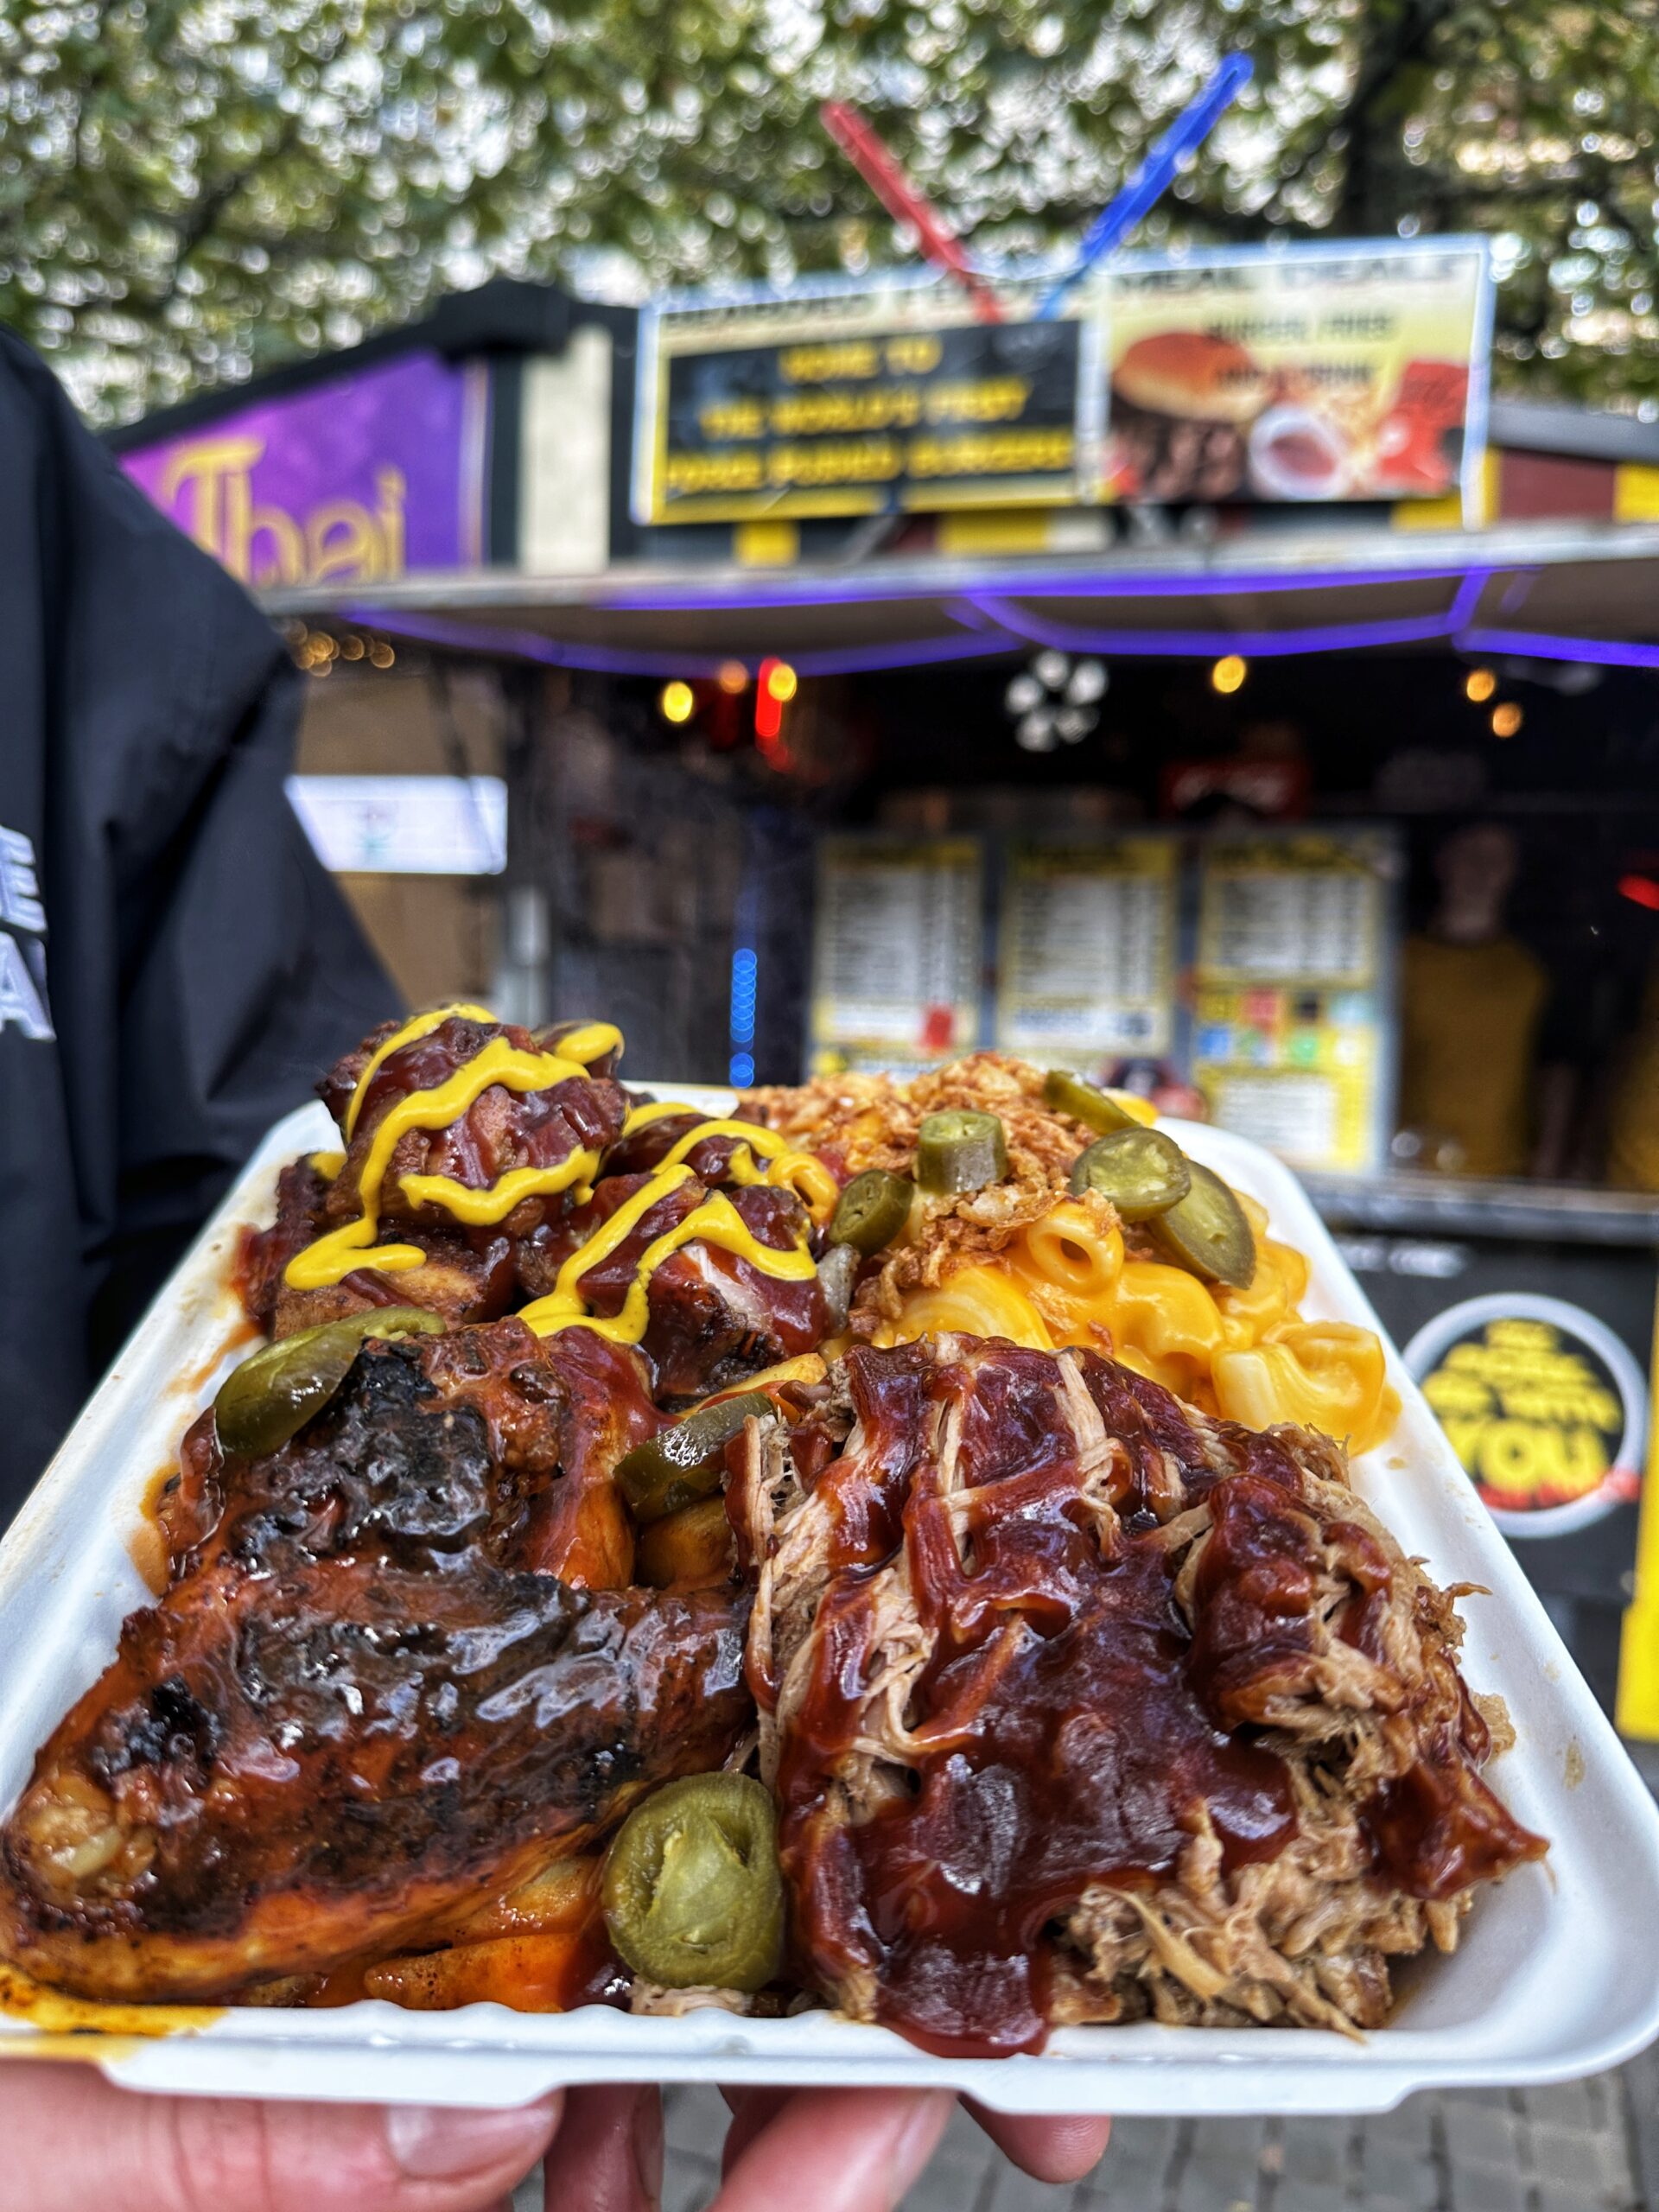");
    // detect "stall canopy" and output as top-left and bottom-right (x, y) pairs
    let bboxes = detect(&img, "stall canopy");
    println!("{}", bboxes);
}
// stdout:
(106, 268), (1659, 675)
(263, 516), (1659, 677)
